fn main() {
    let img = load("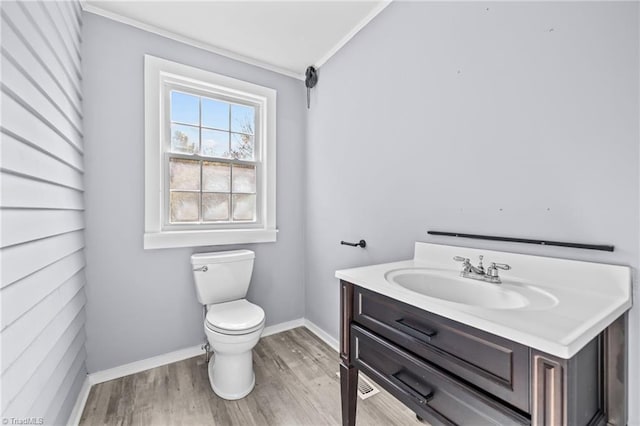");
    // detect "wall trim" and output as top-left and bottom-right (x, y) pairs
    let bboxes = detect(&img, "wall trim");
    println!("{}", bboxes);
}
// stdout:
(79, 1), (391, 79)
(304, 319), (340, 352)
(88, 344), (204, 385)
(86, 318), (308, 385)
(79, 1), (303, 80)
(262, 318), (305, 337)
(70, 318), (335, 424)
(313, 1), (392, 69)
(67, 376), (91, 426)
